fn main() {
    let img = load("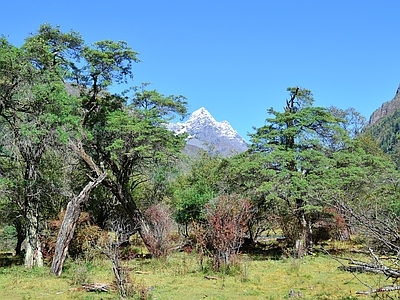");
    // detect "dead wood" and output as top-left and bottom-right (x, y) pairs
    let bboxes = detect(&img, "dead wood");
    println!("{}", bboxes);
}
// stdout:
(81, 283), (109, 292)
(356, 285), (400, 295)
(50, 172), (106, 276)
(336, 249), (400, 279)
